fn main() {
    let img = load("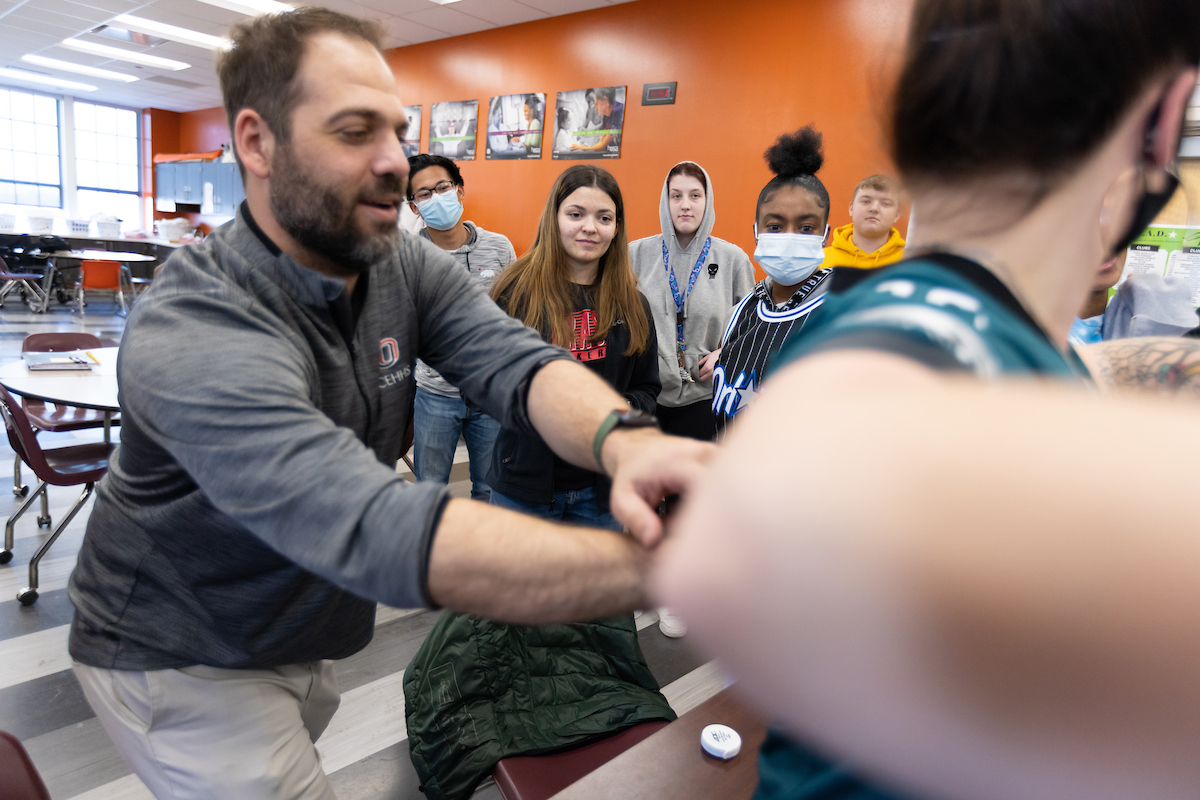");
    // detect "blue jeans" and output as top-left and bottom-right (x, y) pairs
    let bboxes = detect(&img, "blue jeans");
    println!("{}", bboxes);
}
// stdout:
(413, 388), (500, 502)
(490, 486), (620, 532)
